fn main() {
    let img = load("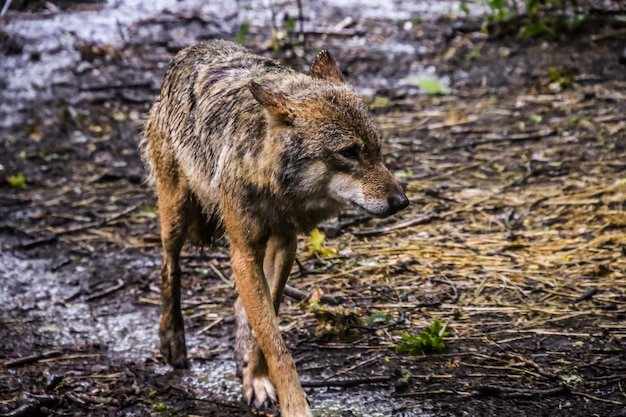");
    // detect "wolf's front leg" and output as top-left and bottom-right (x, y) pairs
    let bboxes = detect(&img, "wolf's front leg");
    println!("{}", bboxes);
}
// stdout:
(226, 215), (310, 416)
(235, 234), (297, 409)
(235, 298), (276, 408)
